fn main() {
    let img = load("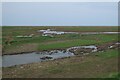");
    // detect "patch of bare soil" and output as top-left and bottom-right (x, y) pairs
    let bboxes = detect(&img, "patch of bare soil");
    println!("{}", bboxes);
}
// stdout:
(97, 42), (120, 51)
(68, 41), (119, 56)
(69, 48), (93, 55)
